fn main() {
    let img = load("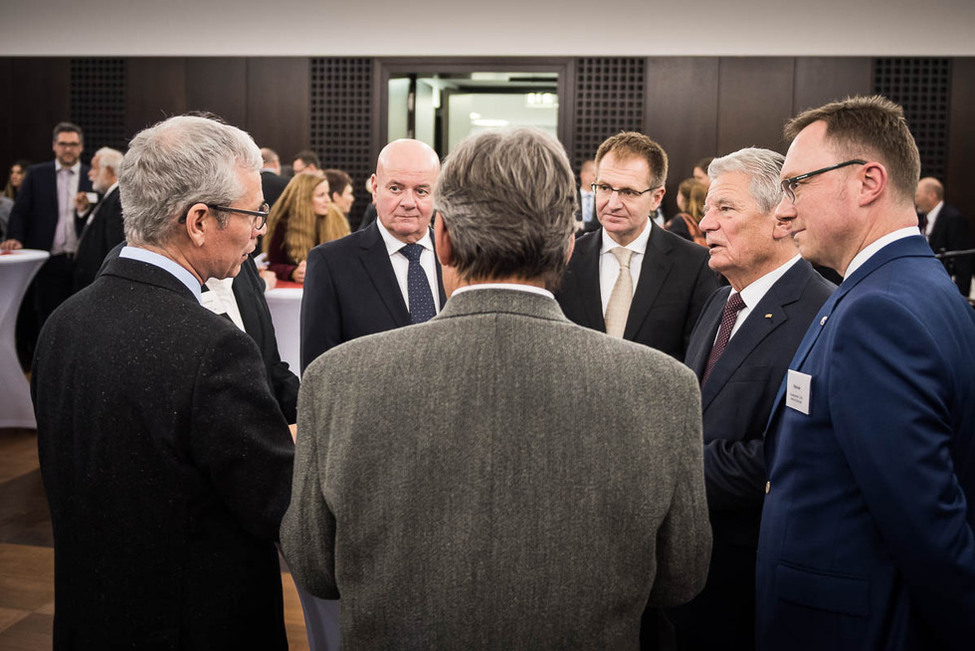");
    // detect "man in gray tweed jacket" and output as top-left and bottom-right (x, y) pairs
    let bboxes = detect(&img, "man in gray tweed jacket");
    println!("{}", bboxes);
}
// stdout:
(281, 127), (712, 650)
